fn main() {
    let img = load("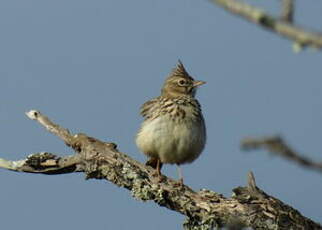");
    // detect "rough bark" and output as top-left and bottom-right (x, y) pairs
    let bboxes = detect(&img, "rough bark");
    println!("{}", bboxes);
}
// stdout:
(0, 110), (321, 229)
